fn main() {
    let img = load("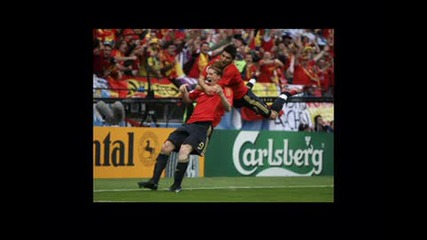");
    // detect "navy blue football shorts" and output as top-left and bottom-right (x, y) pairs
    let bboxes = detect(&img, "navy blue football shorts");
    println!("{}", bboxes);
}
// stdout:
(167, 121), (213, 156)
(233, 90), (271, 118)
